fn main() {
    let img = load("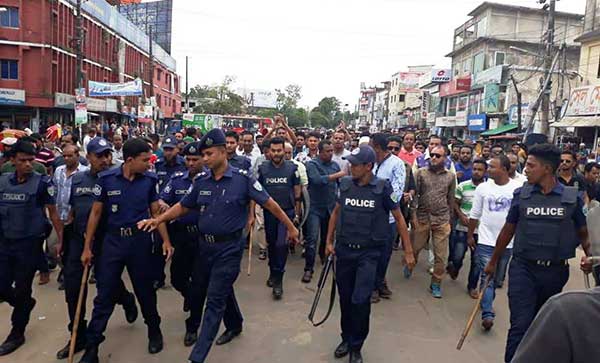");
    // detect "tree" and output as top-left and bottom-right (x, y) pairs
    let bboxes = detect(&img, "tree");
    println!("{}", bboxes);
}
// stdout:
(286, 107), (309, 128)
(309, 110), (331, 128)
(189, 75), (244, 115)
(317, 97), (341, 119)
(276, 84), (302, 111)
